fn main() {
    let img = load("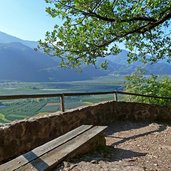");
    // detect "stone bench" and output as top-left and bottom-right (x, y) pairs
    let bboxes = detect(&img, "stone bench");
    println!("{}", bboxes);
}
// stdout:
(0, 125), (107, 171)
